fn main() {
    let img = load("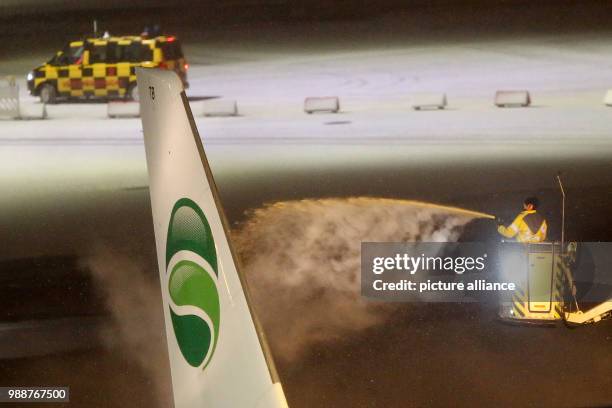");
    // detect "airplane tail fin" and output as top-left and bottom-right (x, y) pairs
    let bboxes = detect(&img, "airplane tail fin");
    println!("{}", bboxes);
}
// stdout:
(136, 68), (288, 408)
